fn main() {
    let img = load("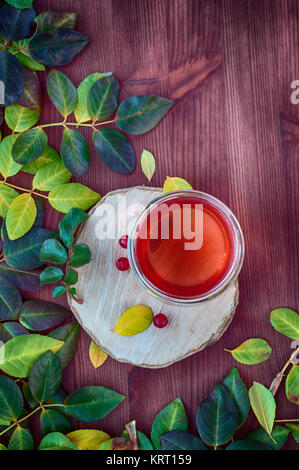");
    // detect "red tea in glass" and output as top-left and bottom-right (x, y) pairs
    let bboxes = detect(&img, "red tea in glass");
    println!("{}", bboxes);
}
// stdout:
(129, 191), (244, 304)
